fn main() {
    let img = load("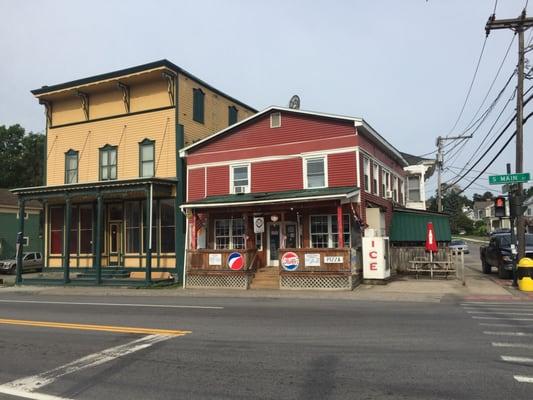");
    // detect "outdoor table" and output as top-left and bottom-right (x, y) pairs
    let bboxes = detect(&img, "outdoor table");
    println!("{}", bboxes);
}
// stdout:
(408, 260), (455, 279)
